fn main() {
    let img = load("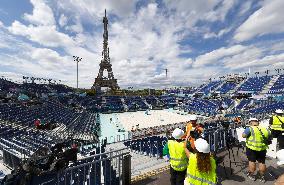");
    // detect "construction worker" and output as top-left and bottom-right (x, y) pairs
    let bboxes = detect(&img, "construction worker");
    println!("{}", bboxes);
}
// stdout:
(183, 115), (203, 151)
(184, 138), (217, 185)
(242, 118), (271, 182)
(269, 109), (284, 150)
(163, 128), (188, 185)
